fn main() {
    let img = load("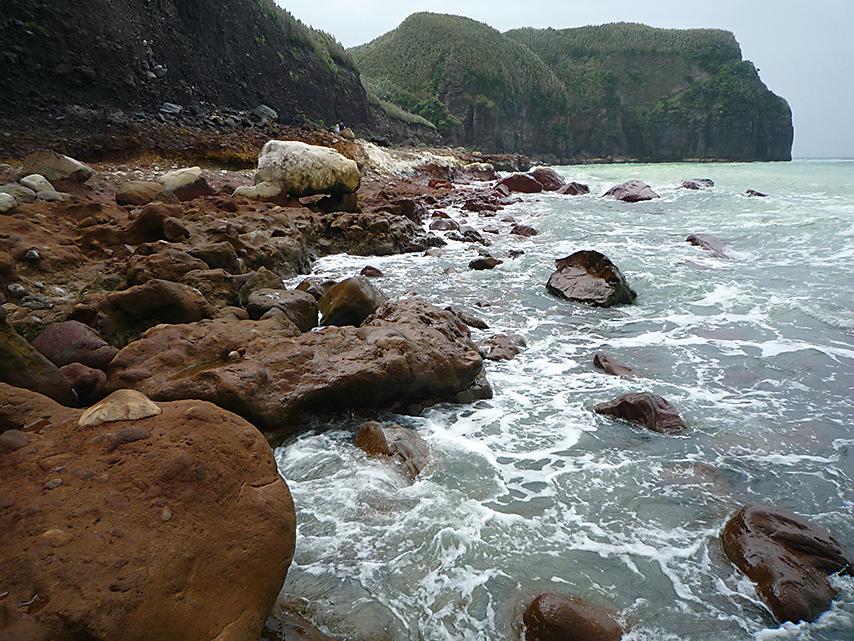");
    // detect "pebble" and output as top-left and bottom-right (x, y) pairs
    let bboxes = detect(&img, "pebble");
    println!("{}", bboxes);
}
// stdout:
(44, 478), (63, 490)
(161, 506), (173, 522)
